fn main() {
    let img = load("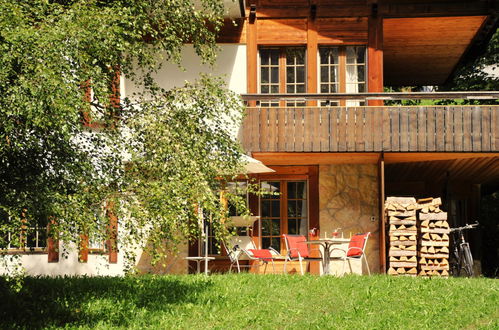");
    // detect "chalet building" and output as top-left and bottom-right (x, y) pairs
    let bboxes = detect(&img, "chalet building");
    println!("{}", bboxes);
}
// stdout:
(184, 0), (499, 275)
(2, 0), (498, 276)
